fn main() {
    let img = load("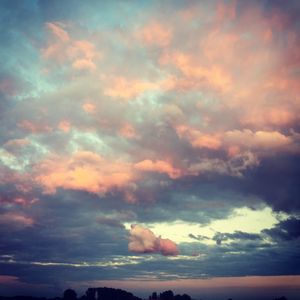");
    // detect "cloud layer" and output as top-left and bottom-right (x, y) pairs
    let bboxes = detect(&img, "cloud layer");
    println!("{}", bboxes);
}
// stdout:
(0, 0), (300, 297)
